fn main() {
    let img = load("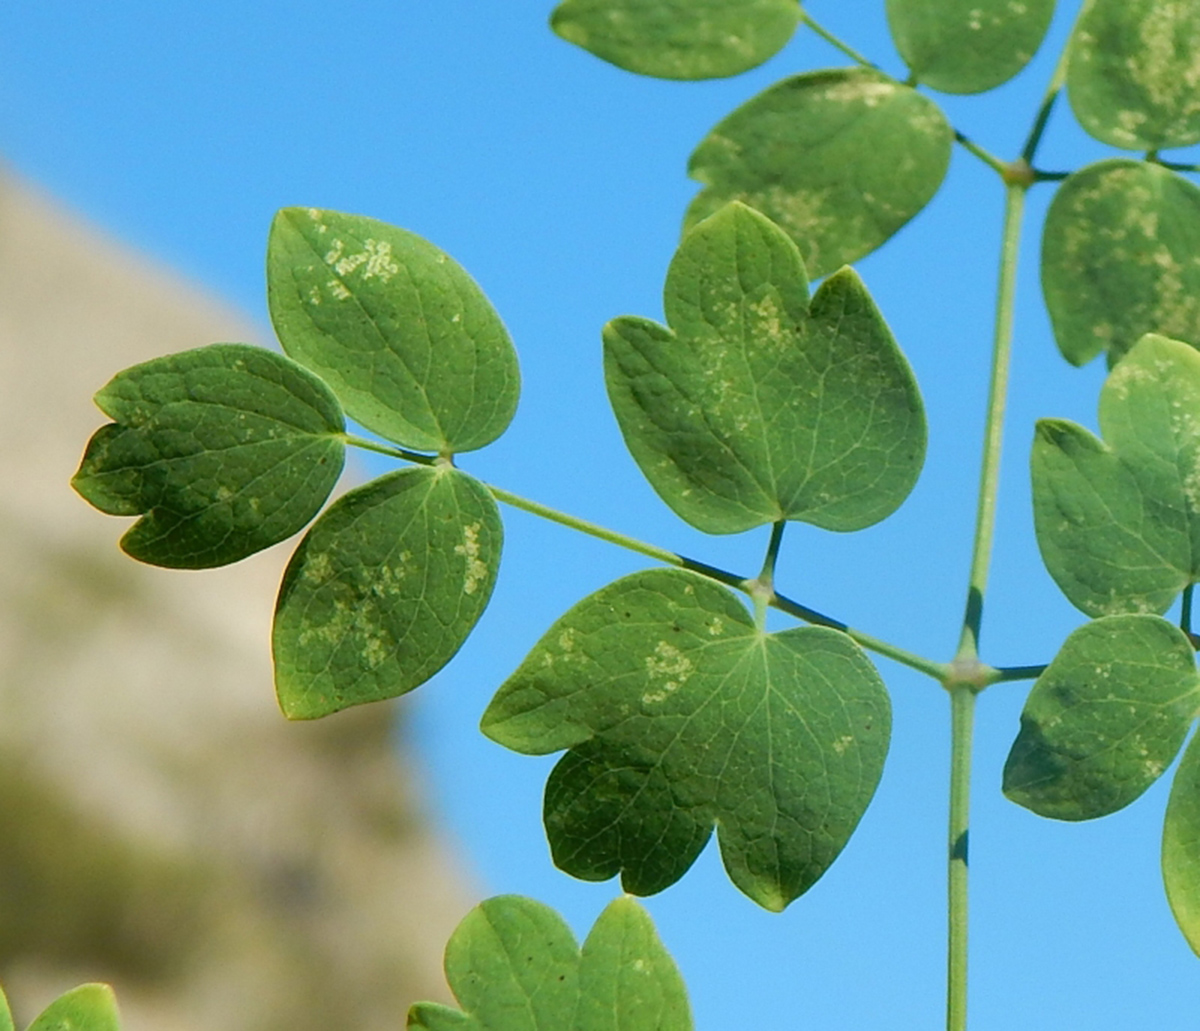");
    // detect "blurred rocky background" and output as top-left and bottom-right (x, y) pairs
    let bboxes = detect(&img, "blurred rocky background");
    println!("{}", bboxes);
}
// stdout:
(0, 167), (474, 1031)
